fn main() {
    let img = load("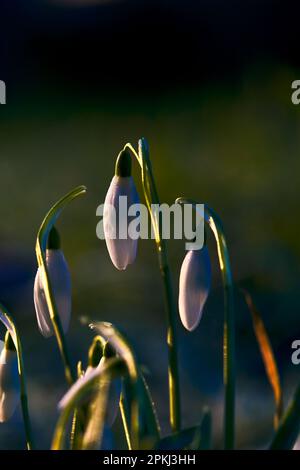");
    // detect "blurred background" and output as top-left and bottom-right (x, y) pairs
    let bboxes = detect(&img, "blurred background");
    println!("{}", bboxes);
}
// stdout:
(0, 0), (300, 449)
